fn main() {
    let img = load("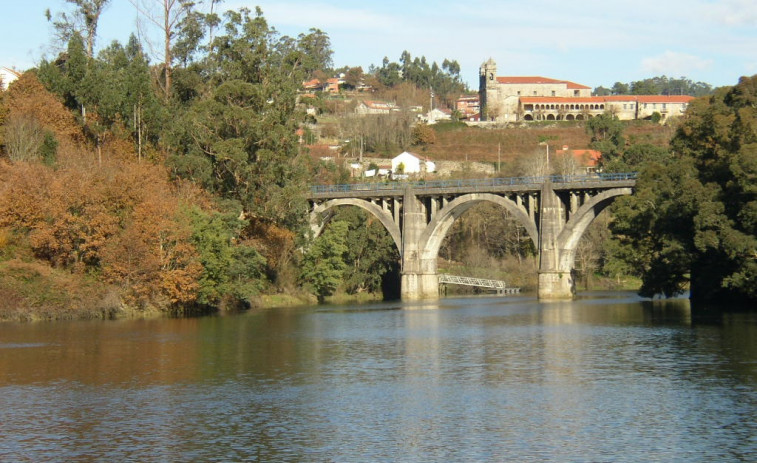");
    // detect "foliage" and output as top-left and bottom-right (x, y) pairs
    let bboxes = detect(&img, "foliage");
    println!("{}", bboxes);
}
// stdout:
(300, 220), (348, 302)
(46, 0), (111, 58)
(0, 157), (207, 309)
(609, 75), (757, 305)
(586, 113), (625, 165)
(331, 208), (399, 294)
(184, 205), (266, 308)
(3, 72), (82, 147)
(594, 76), (713, 97)
(411, 123), (436, 146)
(369, 51), (466, 107)
(166, 7), (310, 229)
